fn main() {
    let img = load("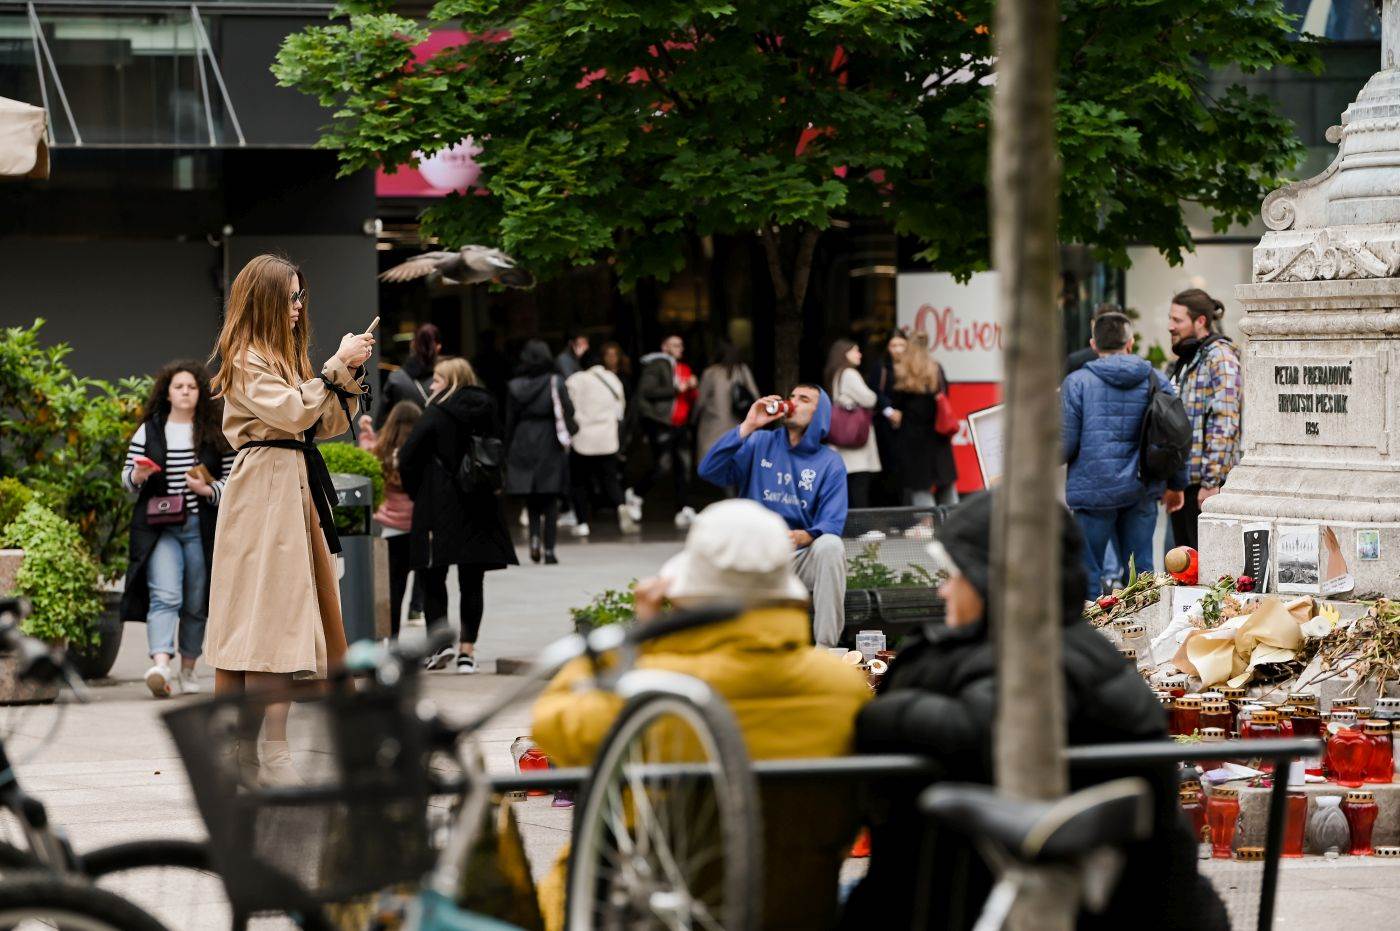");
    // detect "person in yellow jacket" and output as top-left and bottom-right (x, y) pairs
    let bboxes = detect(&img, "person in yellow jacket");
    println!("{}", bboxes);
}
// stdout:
(531, 498), (872, 930)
